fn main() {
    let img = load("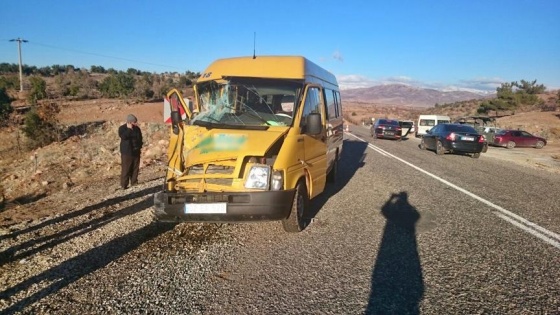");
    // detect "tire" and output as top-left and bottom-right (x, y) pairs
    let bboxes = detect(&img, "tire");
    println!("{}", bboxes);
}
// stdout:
(326, 154), (338, 184)
(472, 152), (481, 159)
(436, 140), (445, 155)
(482, 143), (488, 153)
(535, 141), (545, 149)
(506, 141), (516, 149)
(282, 181), (309, 233)
(419, 138), (426, 150)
